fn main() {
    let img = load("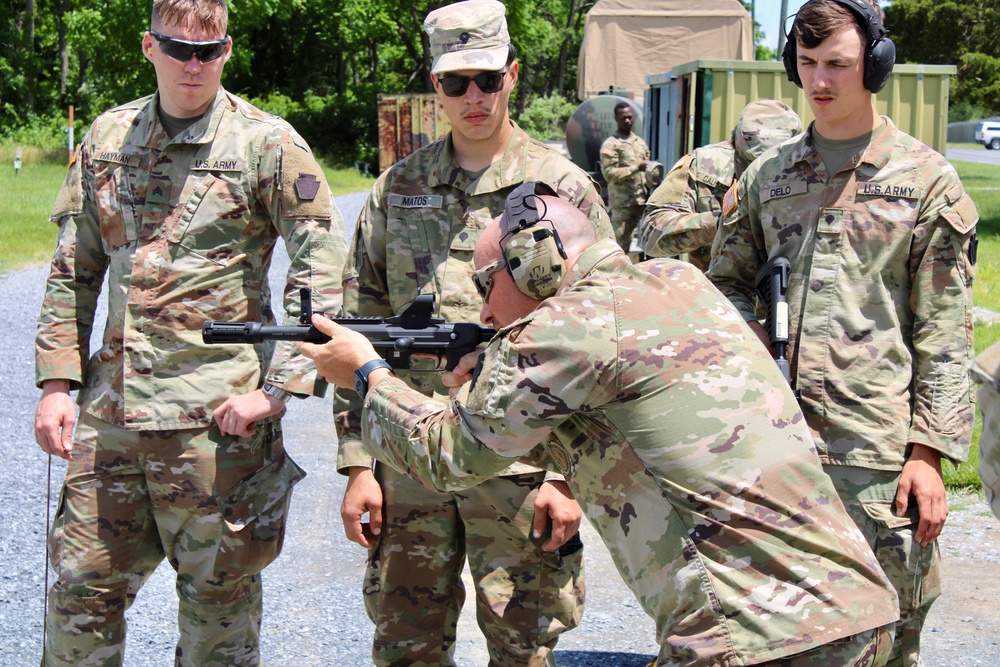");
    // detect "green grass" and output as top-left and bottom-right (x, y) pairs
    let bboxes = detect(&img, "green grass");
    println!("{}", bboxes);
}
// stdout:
(0, 148), (371, 274)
